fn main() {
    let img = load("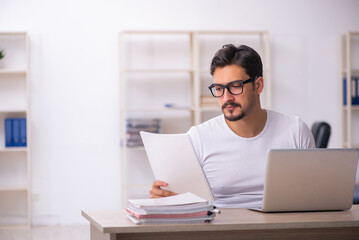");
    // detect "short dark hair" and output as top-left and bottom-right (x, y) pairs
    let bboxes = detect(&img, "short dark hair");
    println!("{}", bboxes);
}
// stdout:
(210, 44), (263, 79)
